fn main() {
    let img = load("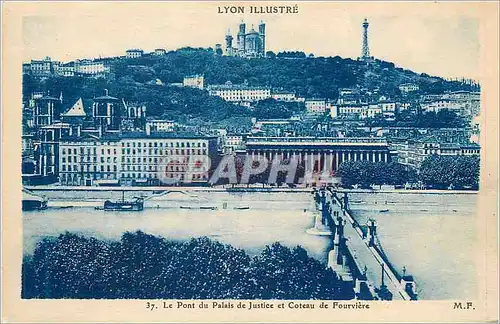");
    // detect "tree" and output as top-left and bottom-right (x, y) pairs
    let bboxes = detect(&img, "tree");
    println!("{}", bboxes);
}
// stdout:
(22, 232), (356, 300)
(265, 51), (276, 59)
(250, 243), (352, 299)
(419, 155), (479, 189)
